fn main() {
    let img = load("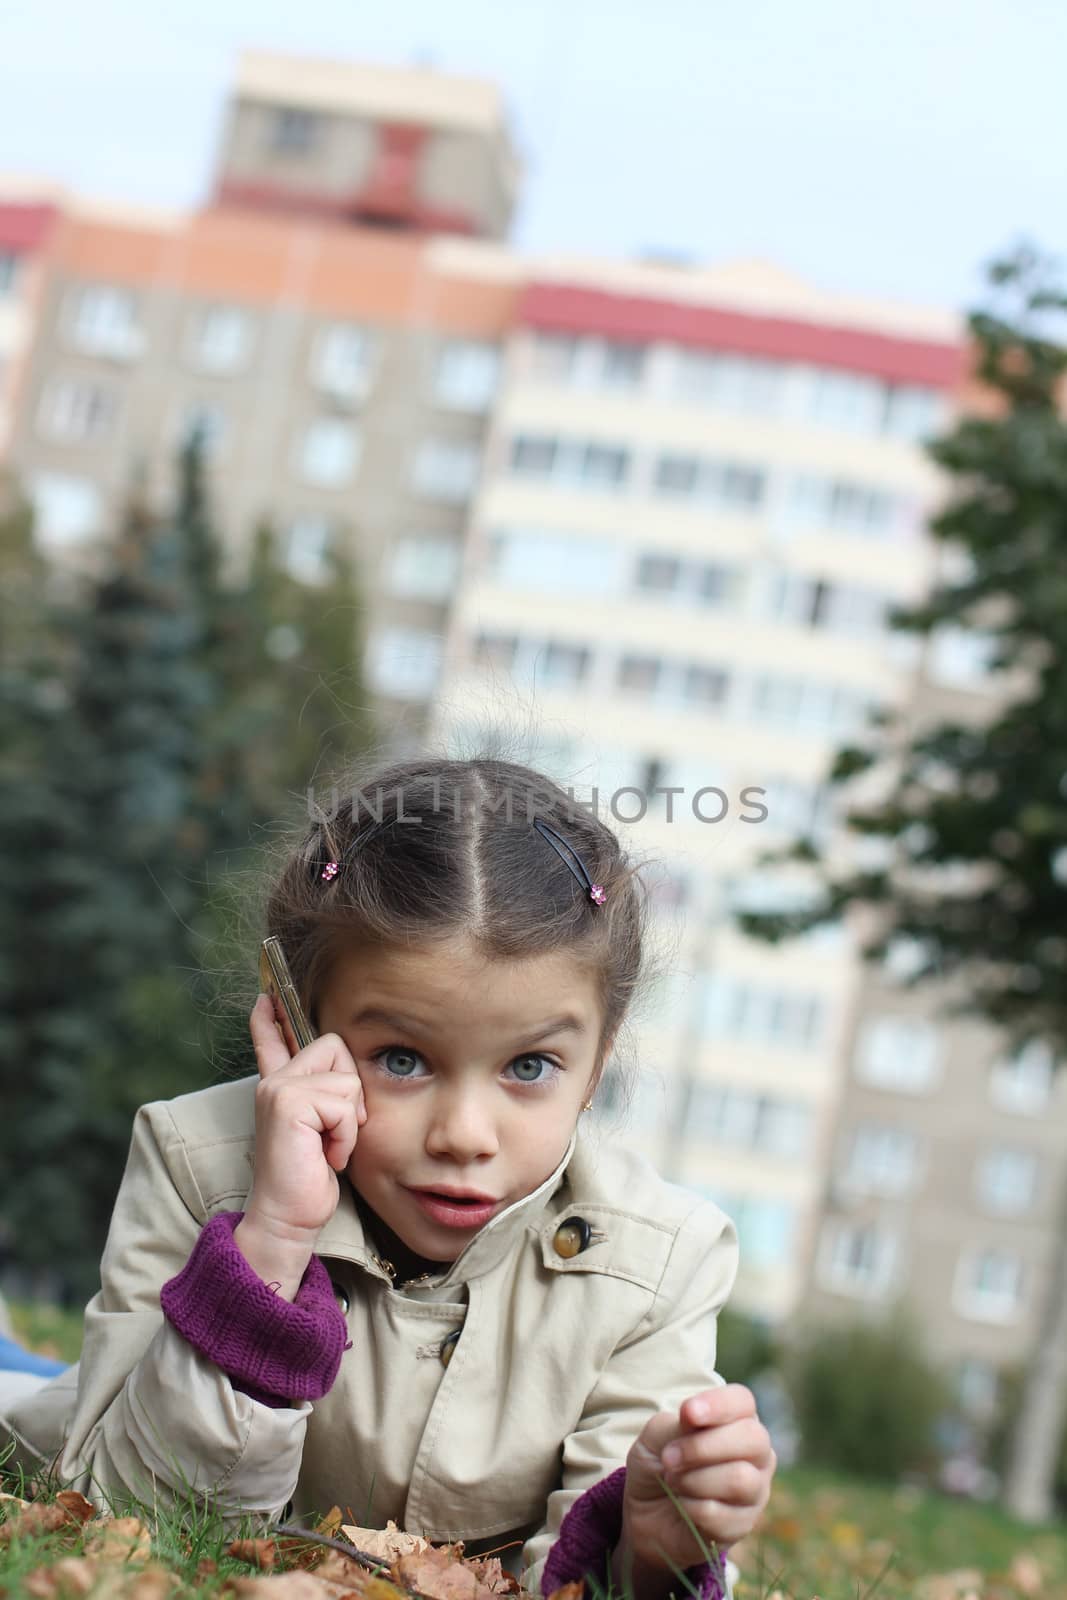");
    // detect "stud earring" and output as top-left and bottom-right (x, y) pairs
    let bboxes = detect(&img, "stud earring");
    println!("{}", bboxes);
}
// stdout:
(582, 1100), (593, 1112)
